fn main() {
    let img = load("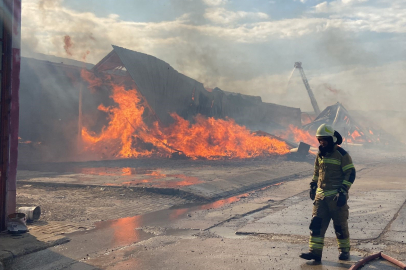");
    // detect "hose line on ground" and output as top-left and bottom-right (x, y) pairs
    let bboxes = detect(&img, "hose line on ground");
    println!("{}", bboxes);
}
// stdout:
(349, 252), (406, 270)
